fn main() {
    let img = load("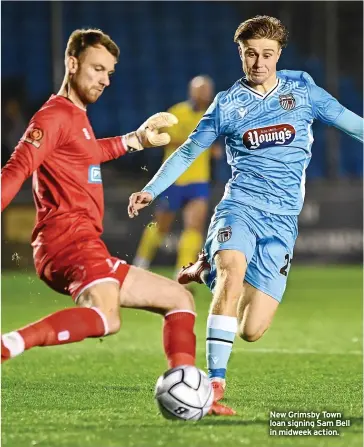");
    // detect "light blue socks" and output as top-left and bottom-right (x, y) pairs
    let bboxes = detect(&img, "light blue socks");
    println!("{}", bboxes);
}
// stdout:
(206, 314), (237, 380)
